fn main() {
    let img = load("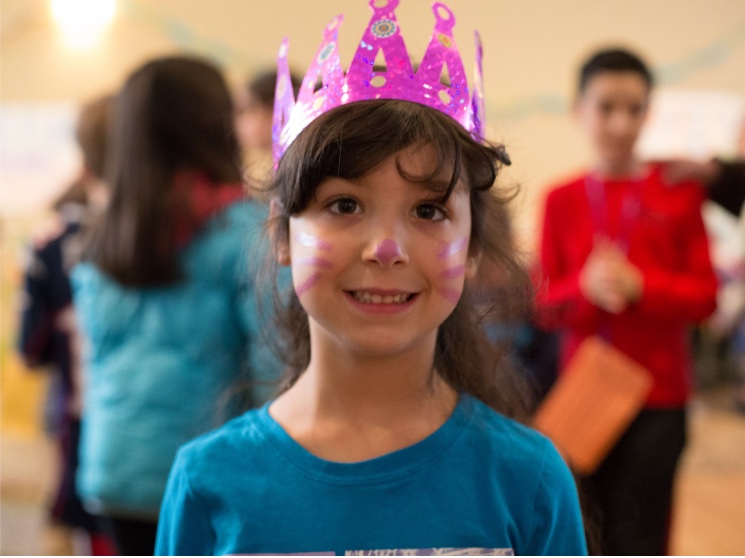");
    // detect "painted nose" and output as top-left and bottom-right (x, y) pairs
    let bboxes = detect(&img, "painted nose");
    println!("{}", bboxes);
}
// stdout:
(369, 238), (407, 269)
